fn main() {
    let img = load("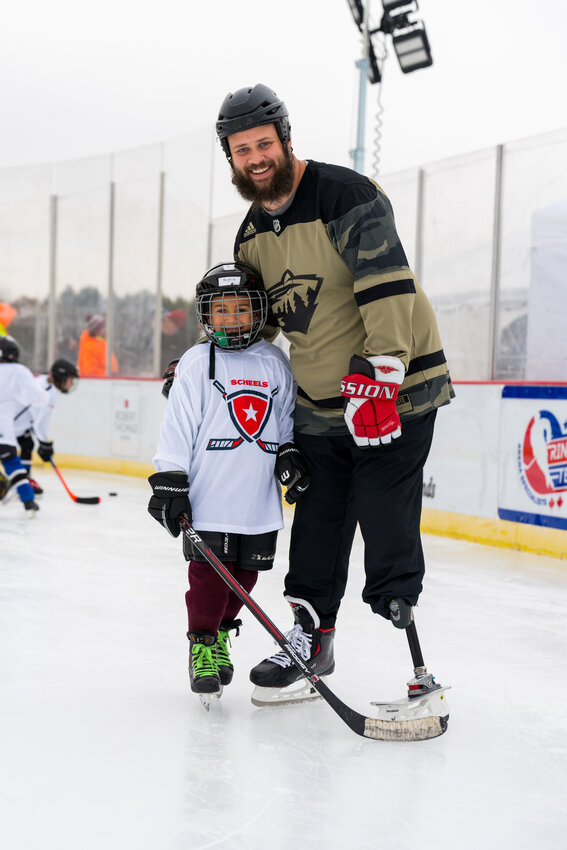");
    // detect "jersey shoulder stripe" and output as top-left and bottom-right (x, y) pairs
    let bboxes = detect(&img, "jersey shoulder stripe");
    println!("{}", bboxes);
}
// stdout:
(355, 278), (416, 306)
(233, 160), (379, 251)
